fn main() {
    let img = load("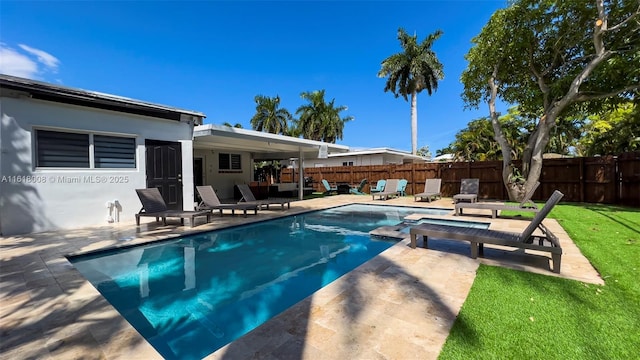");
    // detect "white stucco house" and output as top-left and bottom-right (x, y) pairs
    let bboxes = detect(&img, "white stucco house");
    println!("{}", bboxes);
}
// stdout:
(0, 75), (349, 236)
(303, 147), (428, 167)
(0, 75), (204, 235)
